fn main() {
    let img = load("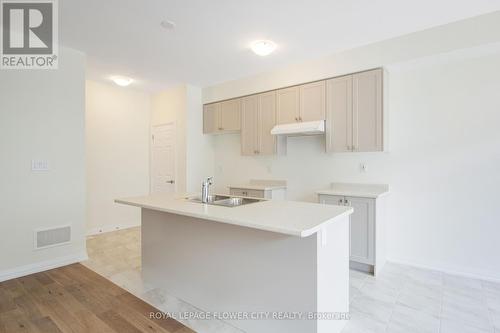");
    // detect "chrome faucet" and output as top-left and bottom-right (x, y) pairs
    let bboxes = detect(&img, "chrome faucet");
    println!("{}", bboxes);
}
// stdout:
(201, 177), (213, 203)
